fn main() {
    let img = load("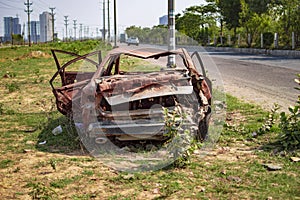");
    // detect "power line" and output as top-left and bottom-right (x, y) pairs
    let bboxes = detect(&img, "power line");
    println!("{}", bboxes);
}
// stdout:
(79, 23), (83, 40)
(103, 0), (106, 41)
(36, 0), (49, 8)
(73, 20), (77, 40)
(0, 6), (23, 11)
(107, 0), (110, 41)
(2, 0), (22, 3)
(64, 16), (69, 41)
(113, 0), (117, 47)
(24, 0), (33, 46)
(49, 7), (55, 42)
(0, 2), (23, 10)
